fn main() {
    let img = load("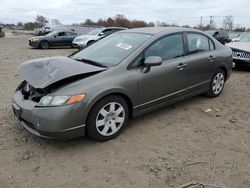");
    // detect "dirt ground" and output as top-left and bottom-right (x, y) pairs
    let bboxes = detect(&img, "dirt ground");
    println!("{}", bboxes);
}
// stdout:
(0, 35), (249, 188)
